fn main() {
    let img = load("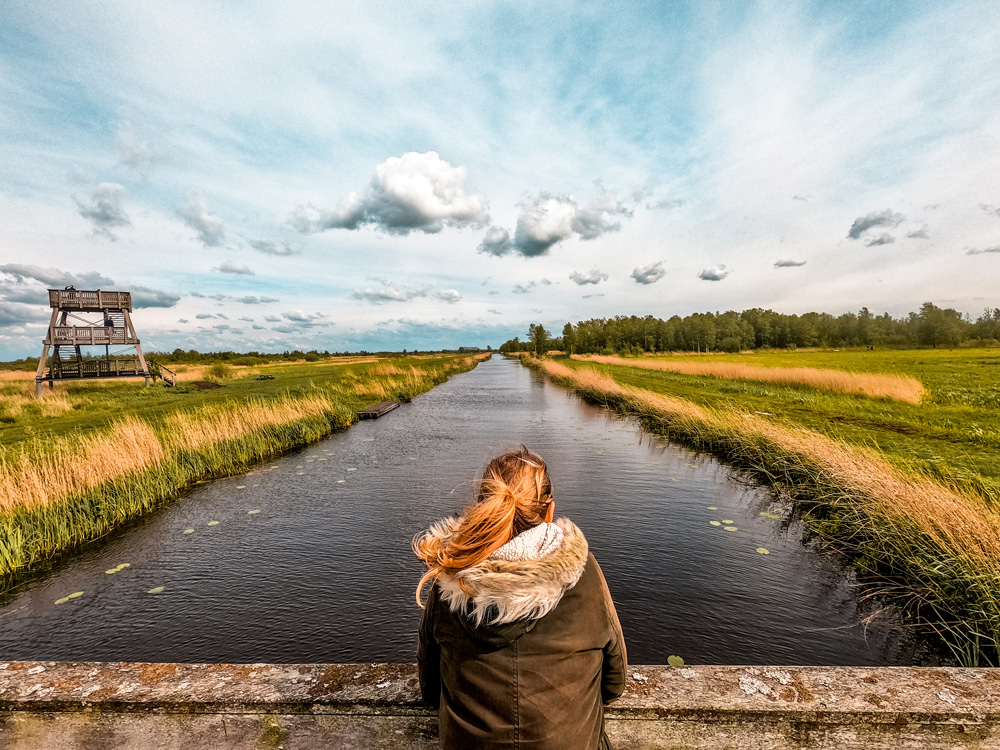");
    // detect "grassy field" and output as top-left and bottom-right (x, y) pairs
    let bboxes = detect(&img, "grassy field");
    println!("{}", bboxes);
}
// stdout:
(521, 348), (1000, 666)
(0, 353), (488, 589)
(572, 348), (1000, 503)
